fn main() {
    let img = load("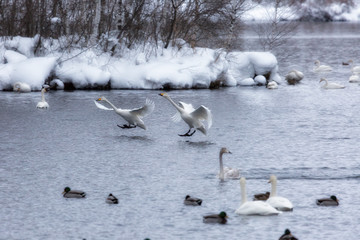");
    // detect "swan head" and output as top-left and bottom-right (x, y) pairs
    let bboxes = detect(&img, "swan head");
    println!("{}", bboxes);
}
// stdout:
(96, 97), (106, 102)
(319, 78), (327, 83)
(240, 177), (246, 185)
(268, 175), (277, 183)
(220, 147), (231, 155)
(159, 92), (168, 97)
(314, 60), (320, 66)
